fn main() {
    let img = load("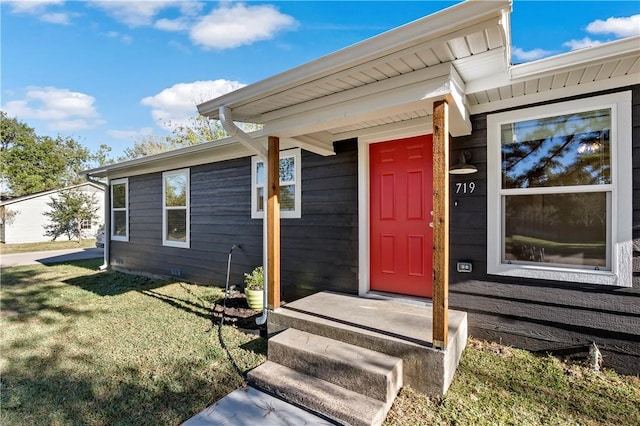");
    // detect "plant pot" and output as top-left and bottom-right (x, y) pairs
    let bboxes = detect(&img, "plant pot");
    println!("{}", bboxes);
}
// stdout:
(245, 288), (263, 311)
